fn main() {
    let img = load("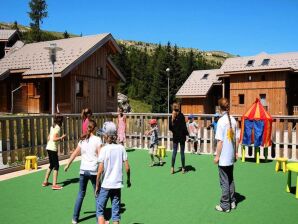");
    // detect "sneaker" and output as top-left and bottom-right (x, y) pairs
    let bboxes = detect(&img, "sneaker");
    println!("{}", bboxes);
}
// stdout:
(182, 168), (186, 174)
(42, 182), (49, 187)
(149, 162), (155, 167)
(159, 161), (163, 166)
(171, 167), (174, 174)
(215, 205), (230, 213)
(52, 185), (63, 190)
(71, 219), (78, 224)
(231, 202), (237, 209)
